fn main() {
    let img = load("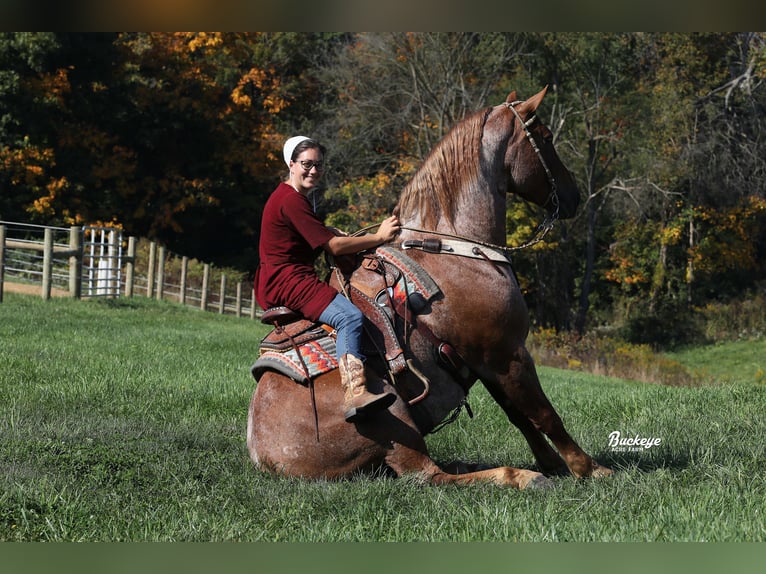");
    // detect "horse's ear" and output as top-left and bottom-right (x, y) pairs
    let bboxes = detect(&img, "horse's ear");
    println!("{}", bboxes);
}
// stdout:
(515, 86), (548, 115)
(505, 91), (517, 103)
